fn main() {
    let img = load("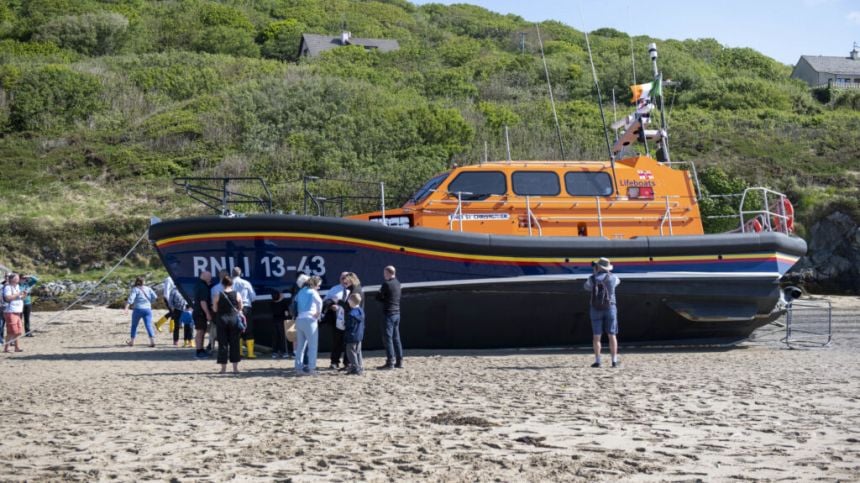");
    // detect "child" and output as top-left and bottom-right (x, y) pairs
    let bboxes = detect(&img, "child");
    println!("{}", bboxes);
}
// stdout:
(179, 305), (195, 348)
(343, 293), (365, 375)
(270, 290), (290, 359)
